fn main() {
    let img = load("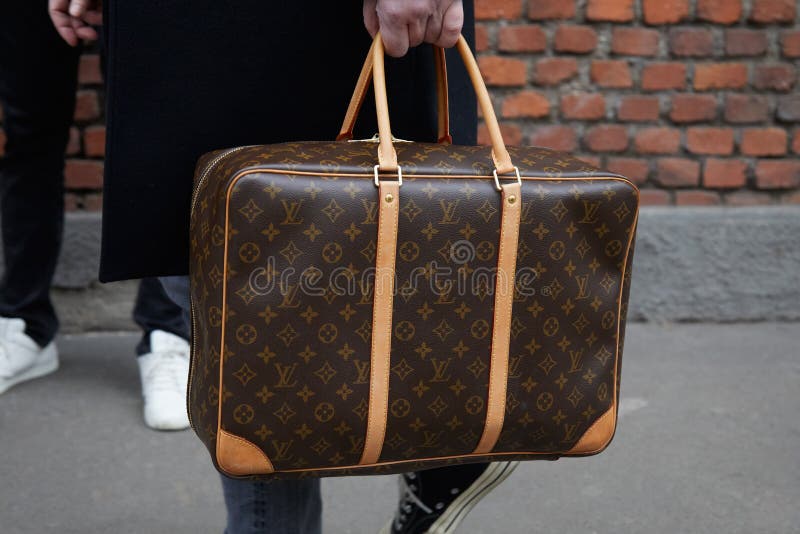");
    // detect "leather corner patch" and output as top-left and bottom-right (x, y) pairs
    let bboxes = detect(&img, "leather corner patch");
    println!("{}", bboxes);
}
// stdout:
(567, 405), (617, 455)
(217, 429), (274, 476)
